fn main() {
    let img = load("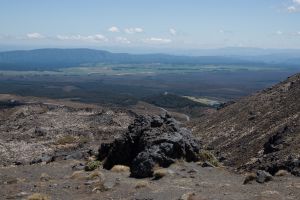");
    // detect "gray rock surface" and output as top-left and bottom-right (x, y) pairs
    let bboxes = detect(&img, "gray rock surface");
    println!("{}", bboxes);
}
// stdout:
(99, 114), (201, 178)
(256, 170), (273, 183)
